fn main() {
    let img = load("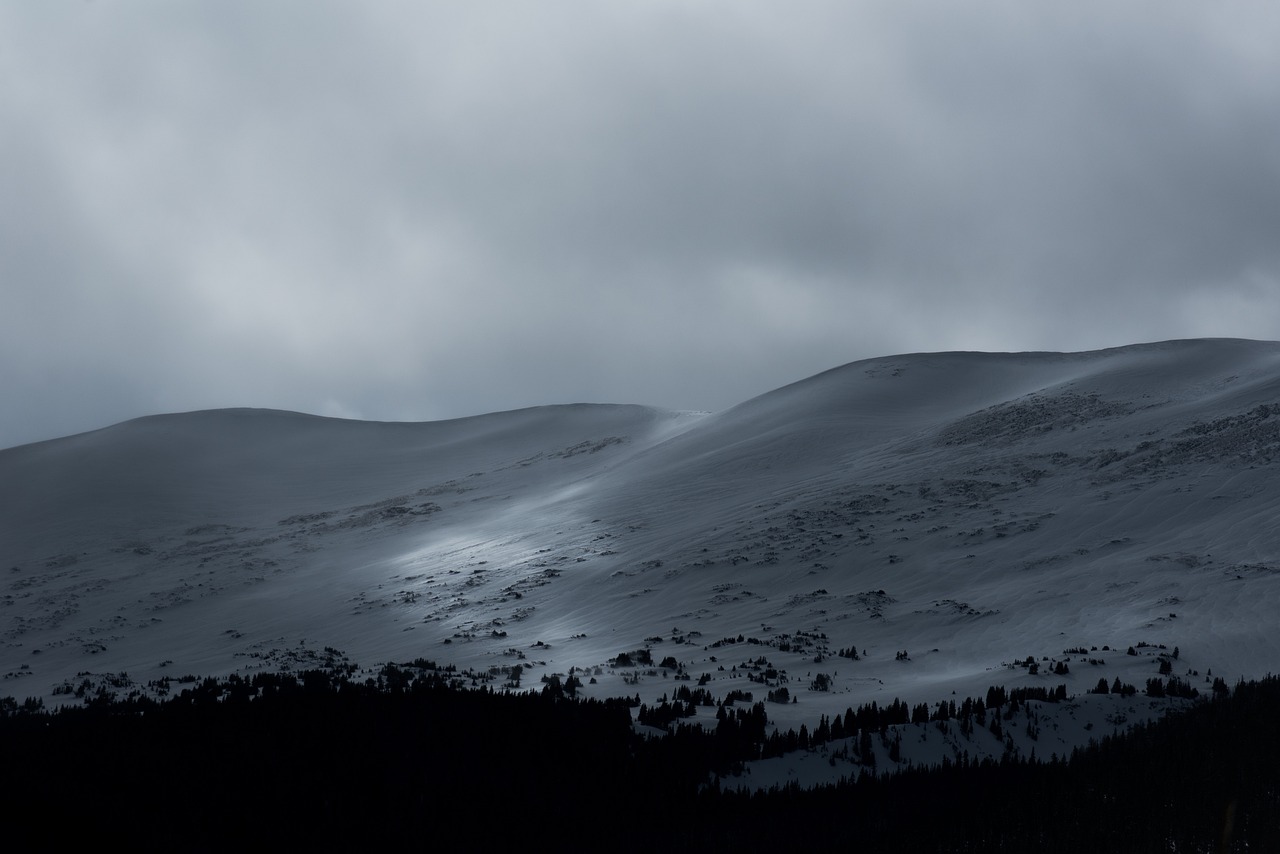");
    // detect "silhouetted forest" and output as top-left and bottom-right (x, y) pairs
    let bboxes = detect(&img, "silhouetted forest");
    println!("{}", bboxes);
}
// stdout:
(2, 666), (1276, 851)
